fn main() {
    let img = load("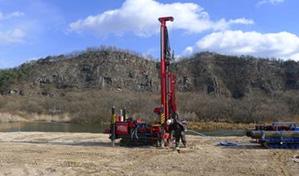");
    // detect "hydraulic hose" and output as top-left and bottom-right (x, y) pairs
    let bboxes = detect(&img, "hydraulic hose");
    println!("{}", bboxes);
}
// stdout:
(187, 129), (207, 137)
